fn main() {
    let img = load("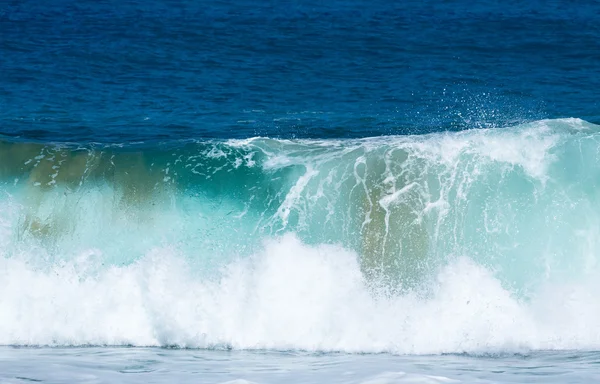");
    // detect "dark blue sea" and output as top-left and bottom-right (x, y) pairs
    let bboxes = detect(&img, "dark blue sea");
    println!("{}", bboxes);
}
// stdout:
(3, 0), (599, 141)
(2, 1), (600, 383)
